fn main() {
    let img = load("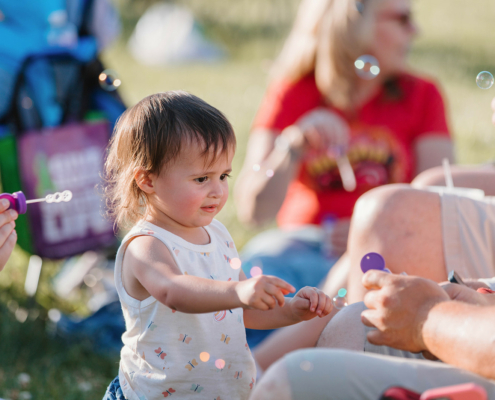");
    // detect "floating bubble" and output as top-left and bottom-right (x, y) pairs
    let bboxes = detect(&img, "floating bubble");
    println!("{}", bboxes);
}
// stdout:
(476, 71), (494, 90)
(200, 352), (210, 362)
(332, 288), (348, 310)
(266, 169), (274, 178)
(21, 97), (33, 110)
(15, 308), (29, 323)
(229, 257), (242, 270)
(250, 266), (263, 277)
(355, 55), (380, 80)
(299, 360), (314, 372)
(252, 164), (261, 172)
(215, 359), (226, 369)
(332, 295), (348, 310)
(83, 274), (97, 288)
(78, 382), (93, 392)
(99, 69), (121, 92)
(48, 308), (62, 323)
(18, 373), (31, 388)
(19, 392), (33, 400)
(7, 299), (19, 313)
